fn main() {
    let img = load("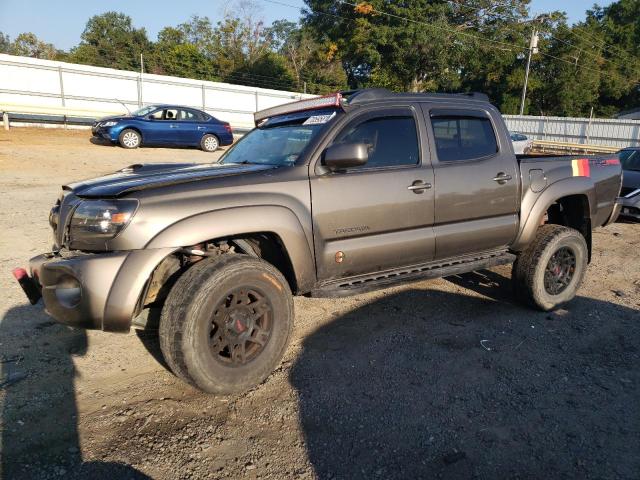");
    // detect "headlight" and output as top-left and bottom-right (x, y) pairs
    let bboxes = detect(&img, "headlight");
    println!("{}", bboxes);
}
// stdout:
(69, 199), (137, 243)
(102, 121), (118, 127)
